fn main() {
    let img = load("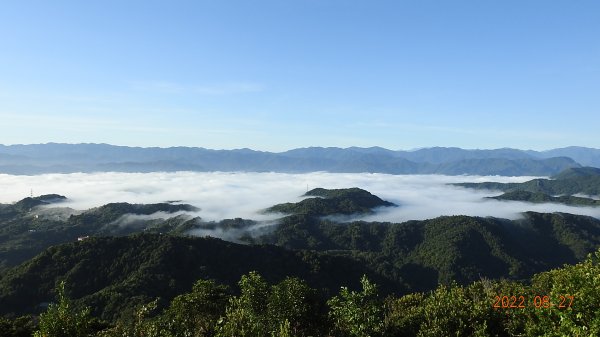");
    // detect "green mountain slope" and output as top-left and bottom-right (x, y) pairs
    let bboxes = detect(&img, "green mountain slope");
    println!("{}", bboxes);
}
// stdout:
(488, 190), (600, 206)
(0, 188), (394, 273)
(552, 166), (600, 180)
(3, 246), (598, 337)
(0, 199), (199, 272)
(1, 187), (599, 329)
(0, 195), (67, 221)
(265, 187), (396, 216)
(455, 166), (600, 196)
(257, 212), (600, 291)
(0, 234), (396, 321)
